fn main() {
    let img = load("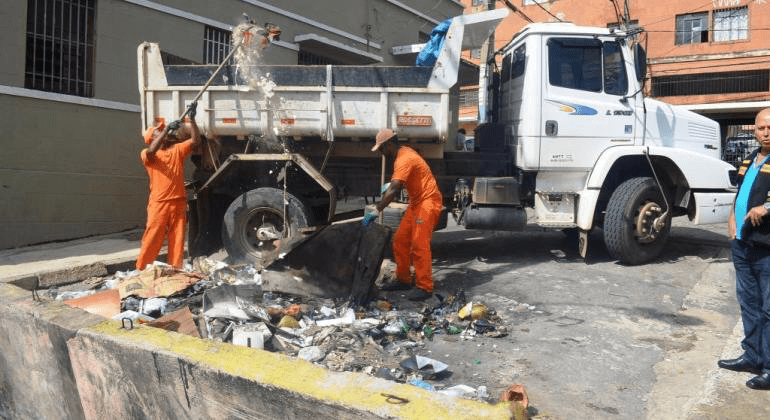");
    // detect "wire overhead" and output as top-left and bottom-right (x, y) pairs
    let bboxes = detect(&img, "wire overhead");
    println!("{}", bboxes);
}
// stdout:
(499, 0), (534, 23)
(532, 0), (562, 22)
(609, 0), (624, 27)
